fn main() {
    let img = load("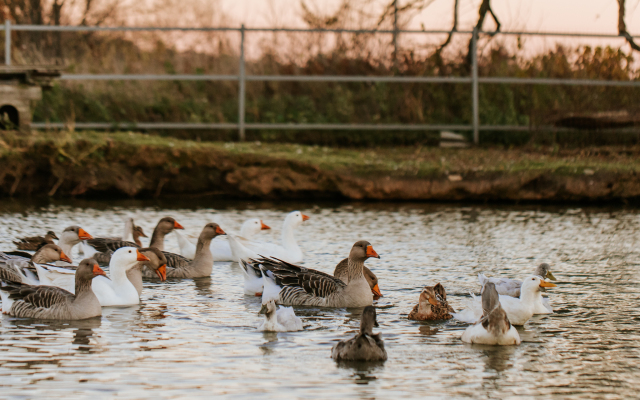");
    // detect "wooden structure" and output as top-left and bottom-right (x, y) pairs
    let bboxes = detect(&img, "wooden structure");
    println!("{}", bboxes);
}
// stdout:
(0, 66), (61, 130)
